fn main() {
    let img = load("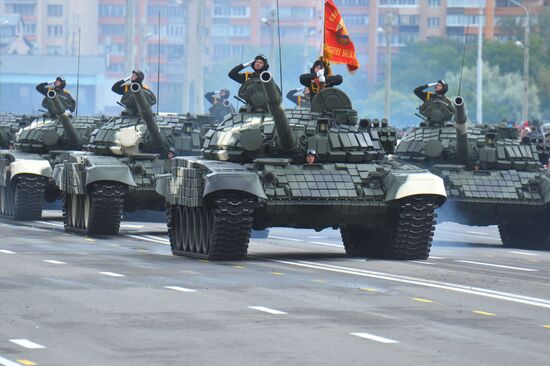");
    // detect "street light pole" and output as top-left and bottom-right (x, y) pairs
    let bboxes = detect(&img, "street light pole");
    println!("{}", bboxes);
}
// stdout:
(509, 0), (529, 123)
(476, 0), (483, 123)
(383, 13), (394, 121)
